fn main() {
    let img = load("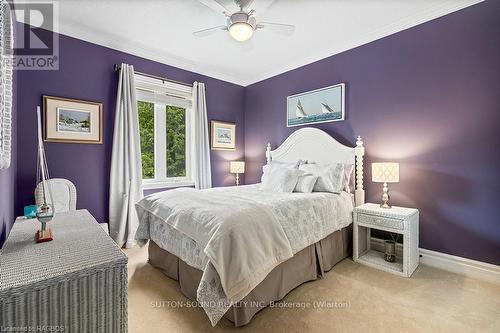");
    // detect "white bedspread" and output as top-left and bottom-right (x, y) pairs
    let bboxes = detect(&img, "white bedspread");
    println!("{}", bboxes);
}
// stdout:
(135, 185), (353, 325)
